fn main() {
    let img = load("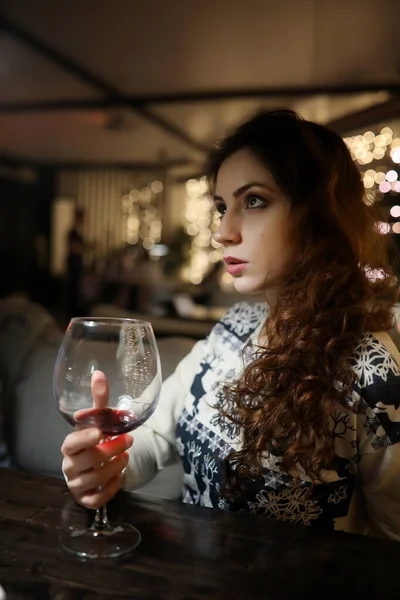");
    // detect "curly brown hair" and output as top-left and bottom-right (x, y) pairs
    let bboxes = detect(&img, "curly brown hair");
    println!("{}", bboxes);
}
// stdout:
(207, 109), (397, 498)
